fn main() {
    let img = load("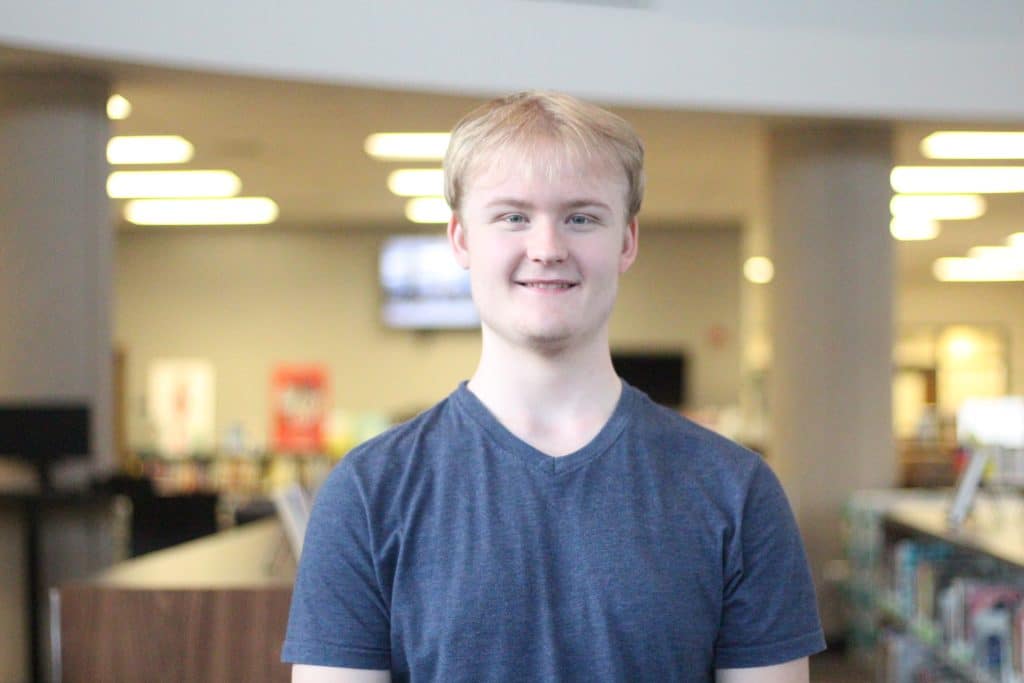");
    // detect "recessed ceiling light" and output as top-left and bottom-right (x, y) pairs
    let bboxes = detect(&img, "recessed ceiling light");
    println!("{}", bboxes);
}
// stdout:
(743, 256), (774, 284)
(933, 257), (1024, 282)
(365, 133), (450, 161)
(889, 194), (986, 220)
(107, 94), (132, 121)
(124, 197), (278, 225)
(891, 166), (1024, 194)
(107, 170), (241, 198)
(404, 197), (451, 224)
(107, 136), (194, 165)
(387, 169), (445, 197)
(890, 217), (940, 241)
(921, 132), (1024, 159)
